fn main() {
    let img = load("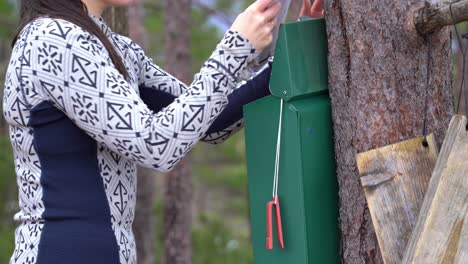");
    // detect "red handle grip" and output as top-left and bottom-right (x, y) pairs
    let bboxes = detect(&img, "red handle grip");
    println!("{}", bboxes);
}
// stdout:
(274, 196), (284, 249)
(266, 200), (274, 250)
